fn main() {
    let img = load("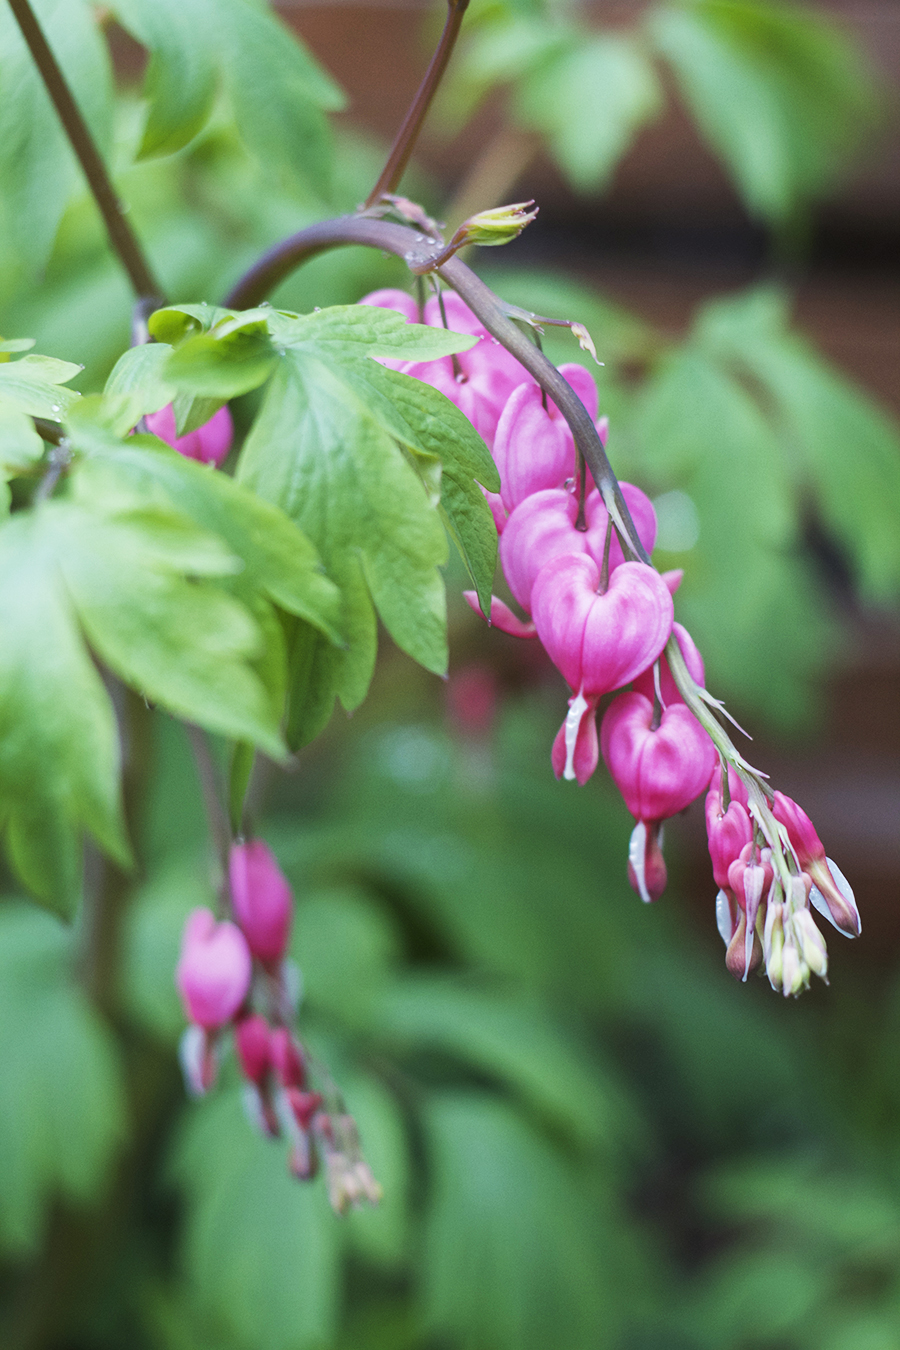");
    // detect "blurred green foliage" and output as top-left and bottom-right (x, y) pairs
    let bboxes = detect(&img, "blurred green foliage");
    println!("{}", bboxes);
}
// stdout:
(0, 0), (898, 1347)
